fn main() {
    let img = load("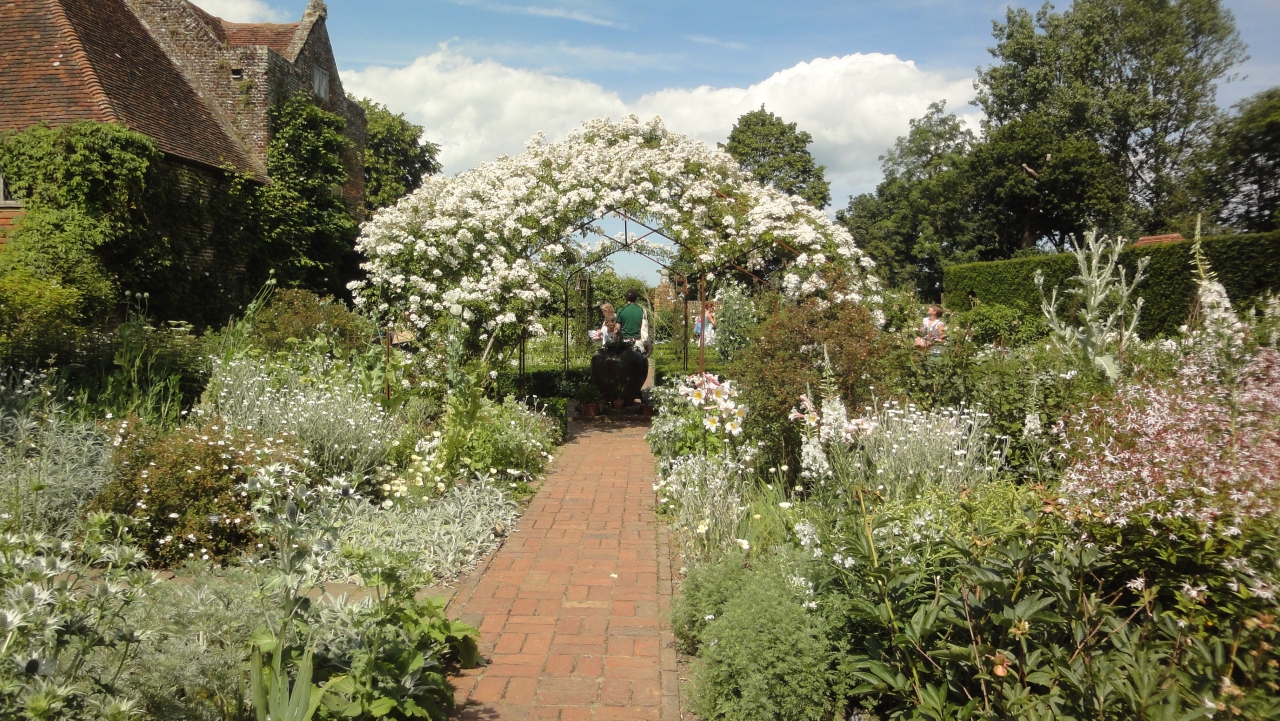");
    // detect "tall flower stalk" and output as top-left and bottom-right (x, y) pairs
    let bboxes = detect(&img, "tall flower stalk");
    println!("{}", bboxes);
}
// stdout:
(1035, 230), (1148, 380)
